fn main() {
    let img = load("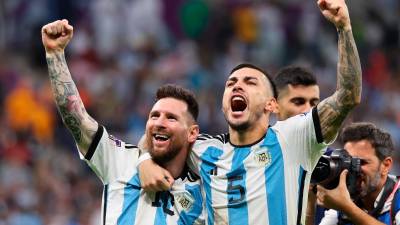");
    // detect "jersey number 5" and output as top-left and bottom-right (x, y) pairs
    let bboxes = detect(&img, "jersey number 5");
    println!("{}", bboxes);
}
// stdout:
(227, 175), (245, 204)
